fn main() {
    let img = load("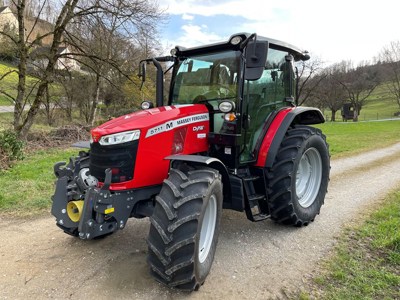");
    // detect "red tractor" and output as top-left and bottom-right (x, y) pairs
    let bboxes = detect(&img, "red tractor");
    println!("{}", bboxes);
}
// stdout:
(51, 33), (330, 291)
